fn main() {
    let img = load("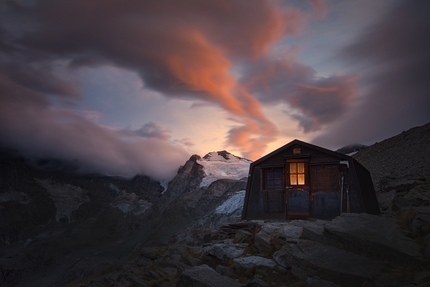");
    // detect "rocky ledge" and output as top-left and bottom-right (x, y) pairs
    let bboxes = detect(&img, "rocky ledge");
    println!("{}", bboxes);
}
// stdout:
(67, 212), (430, 287)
